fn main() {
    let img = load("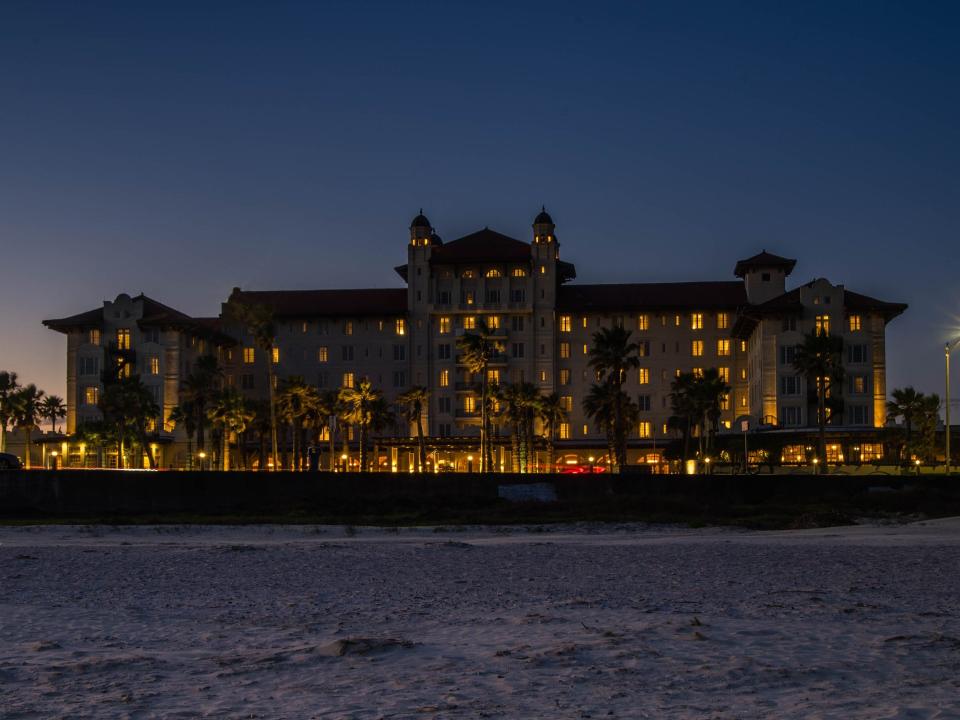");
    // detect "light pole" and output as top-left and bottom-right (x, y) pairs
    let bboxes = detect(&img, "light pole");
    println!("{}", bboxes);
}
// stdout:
(947, 339), (960, 475)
